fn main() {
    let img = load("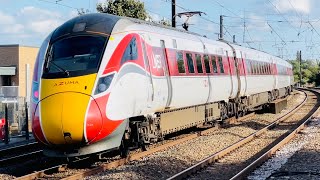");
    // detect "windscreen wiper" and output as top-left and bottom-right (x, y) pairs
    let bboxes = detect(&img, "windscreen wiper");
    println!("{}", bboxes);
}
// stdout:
(49, 61), (70, 77)
(45, 47), (70, 77)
